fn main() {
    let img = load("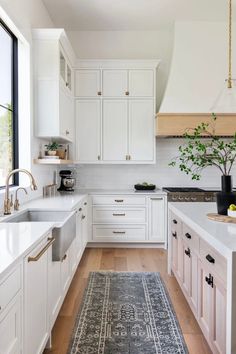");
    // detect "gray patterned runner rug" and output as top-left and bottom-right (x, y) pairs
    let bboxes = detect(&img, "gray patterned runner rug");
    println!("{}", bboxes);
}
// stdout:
(68, 272), (188, 354)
